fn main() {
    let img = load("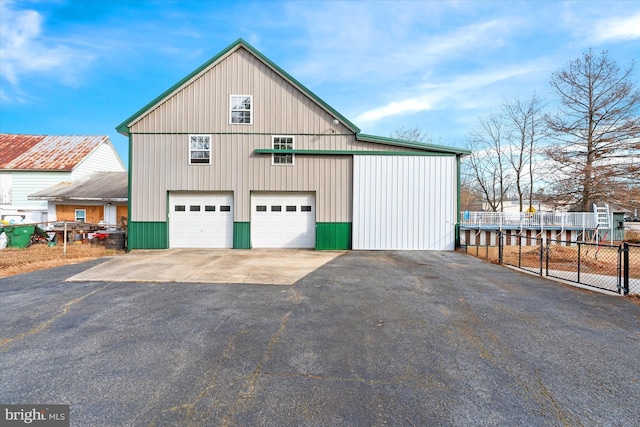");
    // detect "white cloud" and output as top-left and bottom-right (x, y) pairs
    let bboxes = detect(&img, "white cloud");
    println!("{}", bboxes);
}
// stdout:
(0, 1), (95, 99)
(356, 65), (541, 123)
(592, 12), (640, 42)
